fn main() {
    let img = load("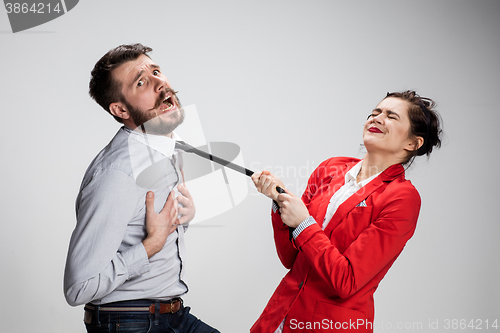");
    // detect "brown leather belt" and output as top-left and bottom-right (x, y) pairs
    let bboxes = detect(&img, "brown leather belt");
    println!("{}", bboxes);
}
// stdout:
(84, 298), (182, 315)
